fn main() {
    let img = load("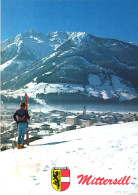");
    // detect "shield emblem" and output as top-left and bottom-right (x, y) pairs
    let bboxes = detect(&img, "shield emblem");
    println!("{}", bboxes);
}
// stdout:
(51, 167), (70, 191)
